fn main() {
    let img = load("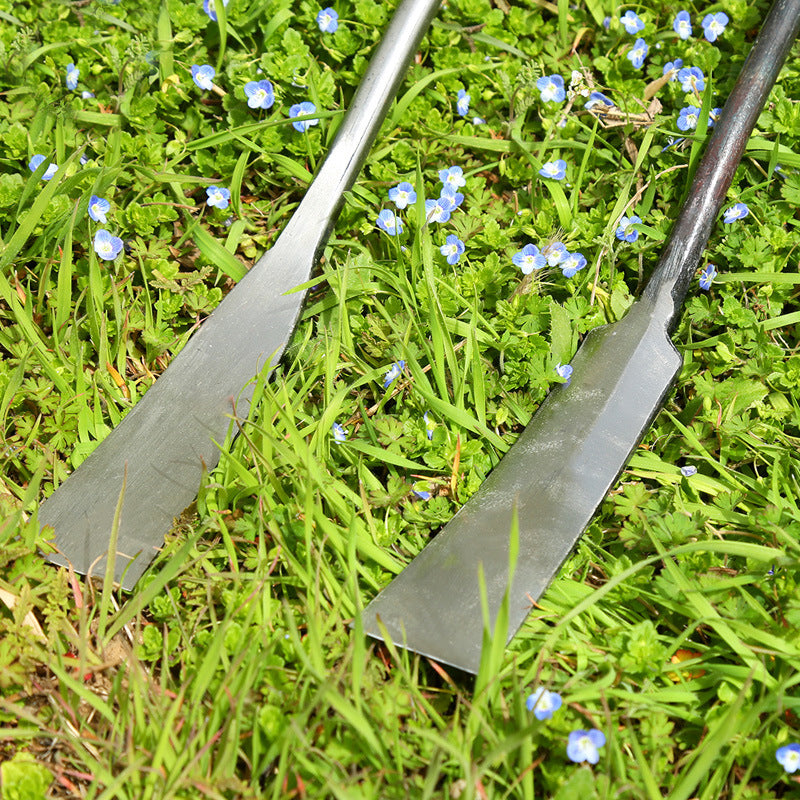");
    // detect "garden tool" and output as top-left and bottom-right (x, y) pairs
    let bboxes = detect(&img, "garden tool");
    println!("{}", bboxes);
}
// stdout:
(360, 0), (800, 674)
(39, 0), (442, 589)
